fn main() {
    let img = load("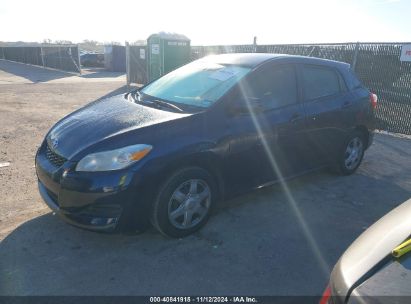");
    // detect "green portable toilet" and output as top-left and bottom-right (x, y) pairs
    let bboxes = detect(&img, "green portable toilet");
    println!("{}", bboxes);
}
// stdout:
(147, 32), (191, 81)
